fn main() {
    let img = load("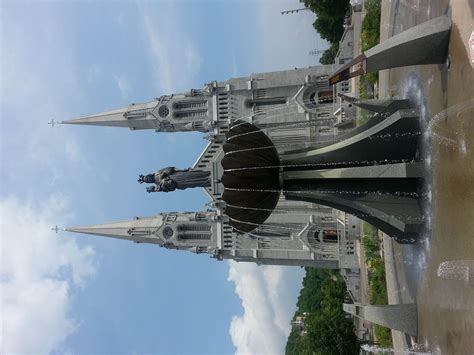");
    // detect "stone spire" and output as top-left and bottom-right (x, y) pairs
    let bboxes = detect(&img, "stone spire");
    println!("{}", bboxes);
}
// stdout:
(62, 93), (214, 132)
(62, 101), (160, 130)
(65, 211), (221, 253)
(65, 215), (165, 244)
